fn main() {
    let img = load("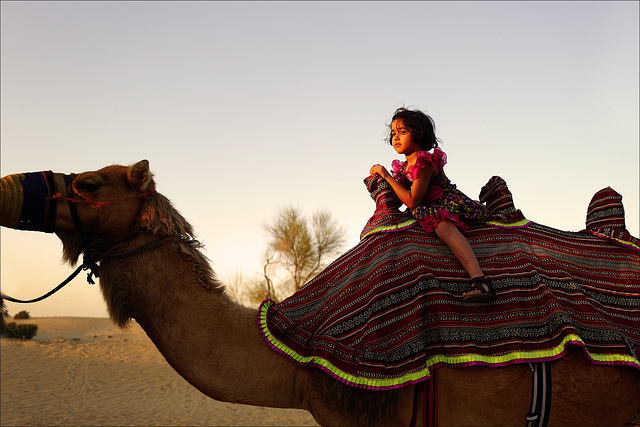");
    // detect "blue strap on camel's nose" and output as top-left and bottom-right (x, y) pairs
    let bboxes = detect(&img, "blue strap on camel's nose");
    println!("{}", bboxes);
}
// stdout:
(0, 171), (57, 233)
